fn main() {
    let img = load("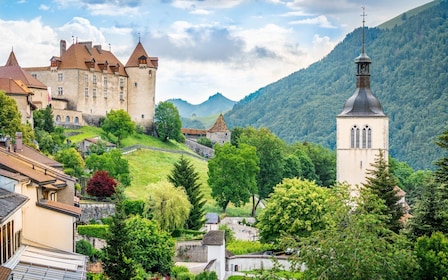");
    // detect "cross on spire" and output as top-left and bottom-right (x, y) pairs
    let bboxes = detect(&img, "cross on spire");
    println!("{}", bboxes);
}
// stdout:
(361, 6), (367, 55)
